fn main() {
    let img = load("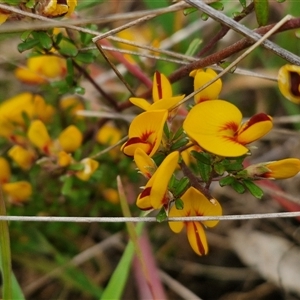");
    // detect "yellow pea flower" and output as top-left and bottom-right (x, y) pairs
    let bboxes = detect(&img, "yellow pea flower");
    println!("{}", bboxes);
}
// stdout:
(2, 181), (32, 203)
(183, 100), (273, 157)
(8, 145), (35, 170)
(169, 187), (222, 256)
(0, 157), (11, 184)
(75, 158), (99, 181)
(58, 125), (82, 153)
